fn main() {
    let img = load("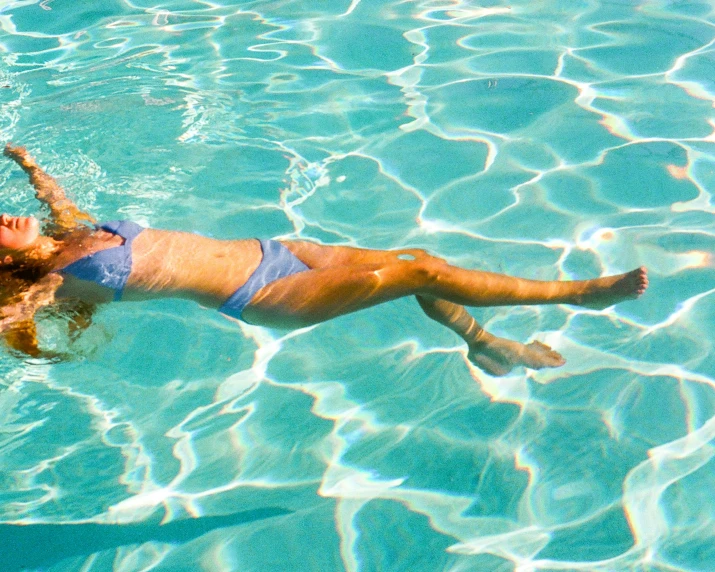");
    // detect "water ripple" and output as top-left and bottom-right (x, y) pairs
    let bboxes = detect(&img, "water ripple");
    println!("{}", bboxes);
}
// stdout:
(0, 0), (714, 570)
